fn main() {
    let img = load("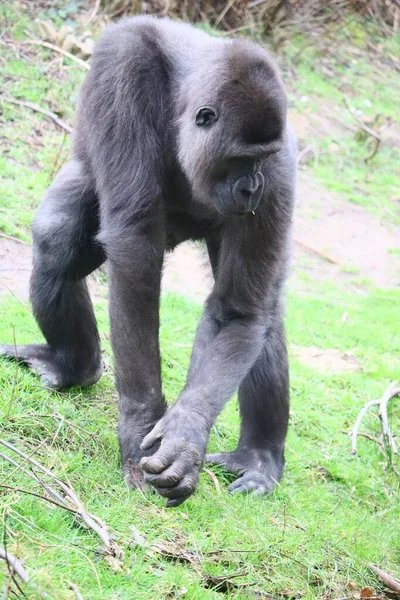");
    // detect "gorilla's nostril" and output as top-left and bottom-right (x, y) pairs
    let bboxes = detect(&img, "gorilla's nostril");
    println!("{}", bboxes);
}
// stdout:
(240, 188), (252, 199)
